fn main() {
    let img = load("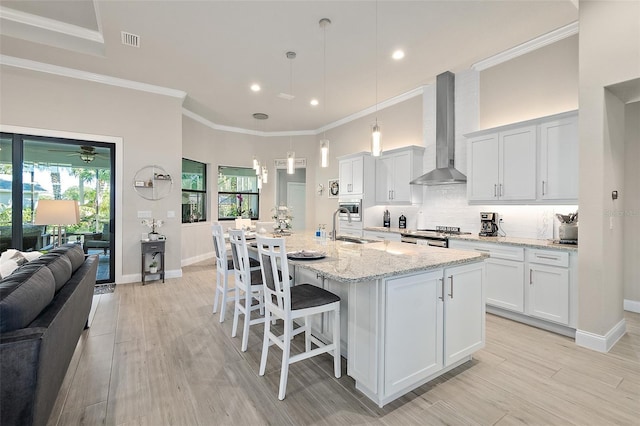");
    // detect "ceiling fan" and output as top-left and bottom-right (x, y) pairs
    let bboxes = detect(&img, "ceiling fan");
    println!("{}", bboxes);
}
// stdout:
(47, 145), (108, 164)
